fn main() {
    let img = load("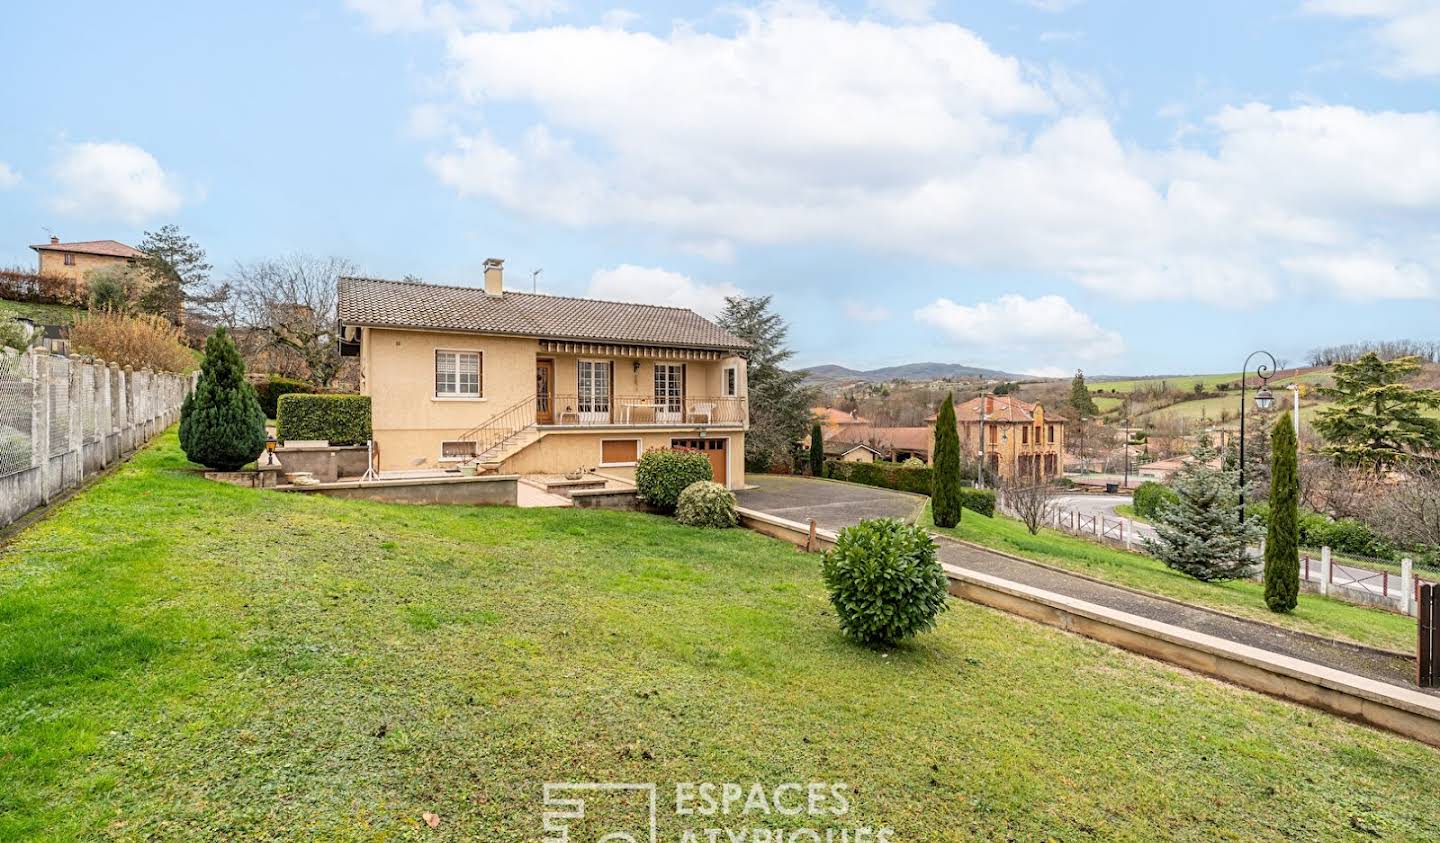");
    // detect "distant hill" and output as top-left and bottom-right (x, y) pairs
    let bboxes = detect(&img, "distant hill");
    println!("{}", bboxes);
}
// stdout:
(801, 361), (1029, 385)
